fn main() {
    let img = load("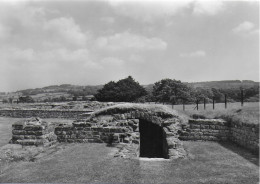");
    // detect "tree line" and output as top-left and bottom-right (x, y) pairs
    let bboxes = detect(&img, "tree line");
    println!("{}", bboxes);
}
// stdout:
(2, 76), (258, 104)
(94, 76), (259, 104)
